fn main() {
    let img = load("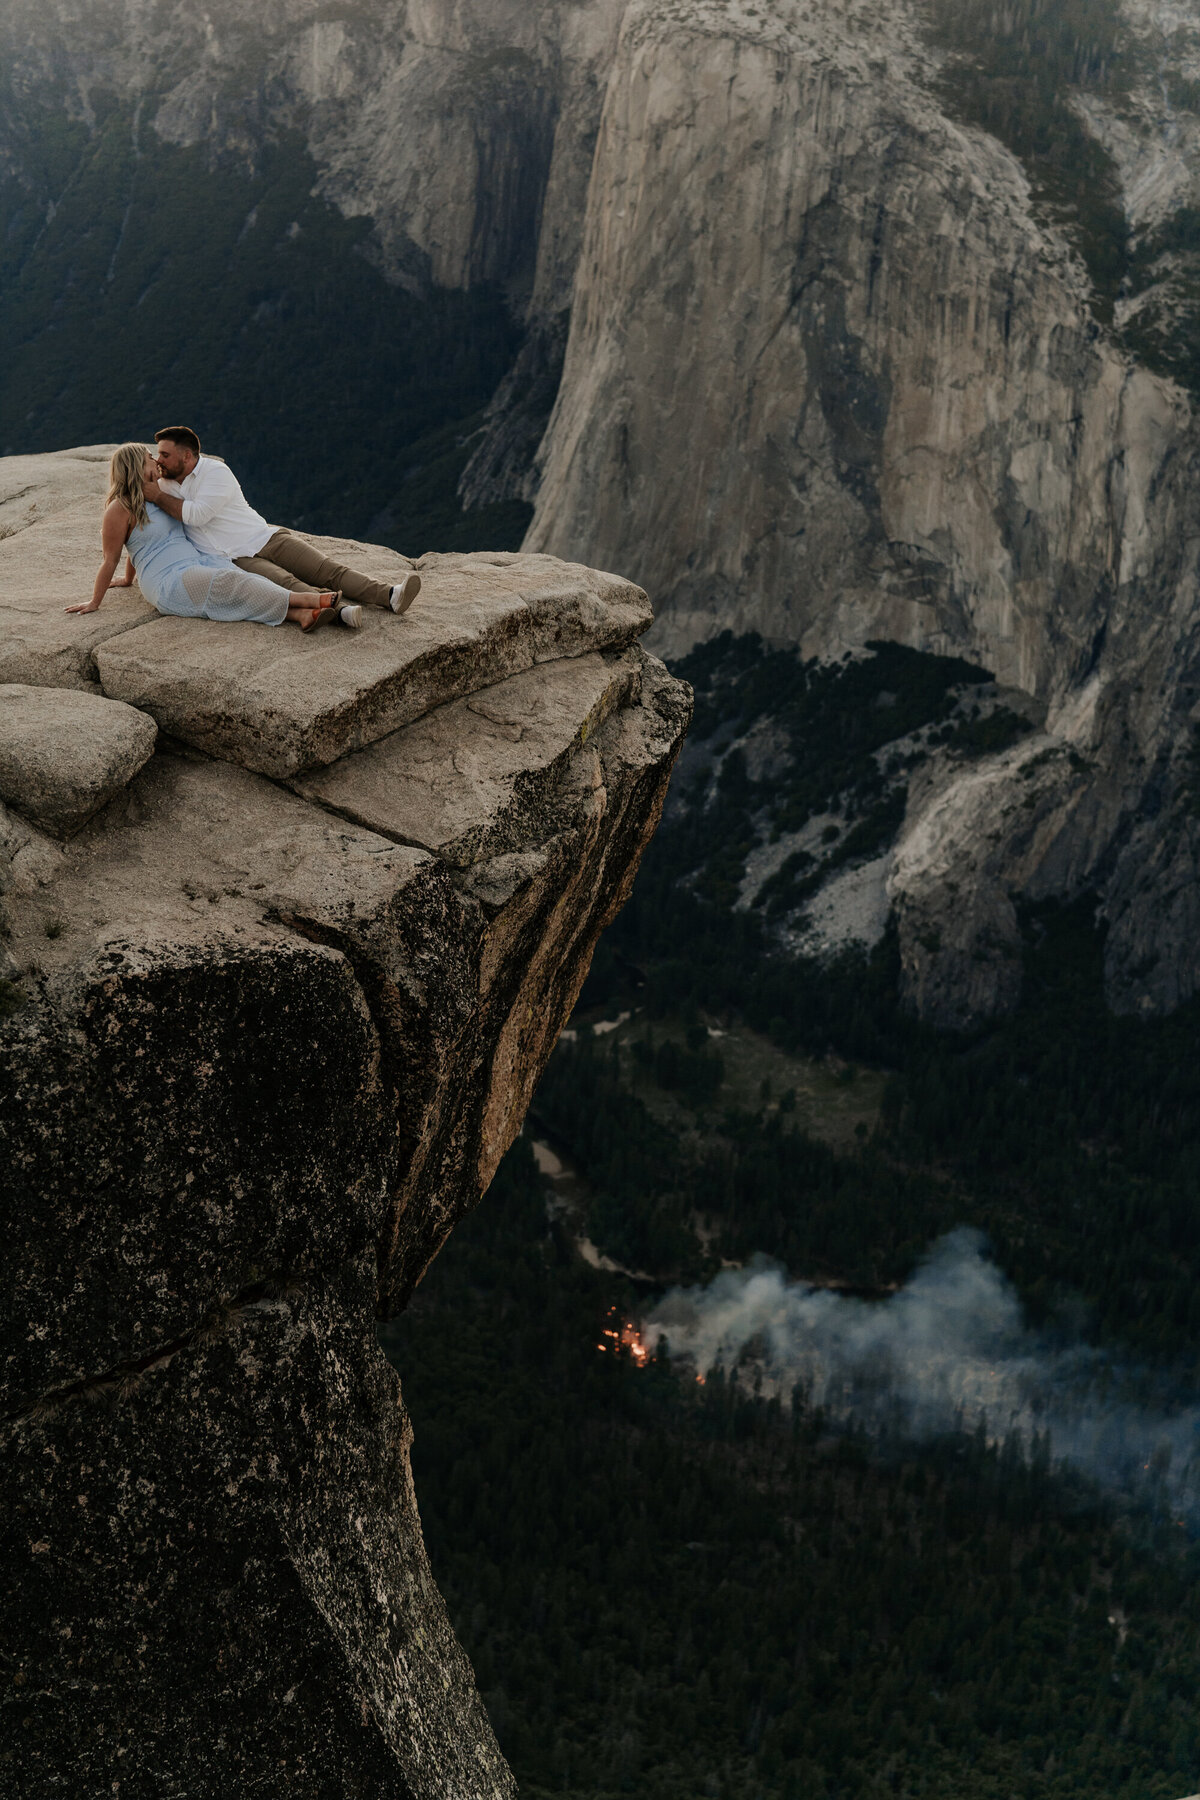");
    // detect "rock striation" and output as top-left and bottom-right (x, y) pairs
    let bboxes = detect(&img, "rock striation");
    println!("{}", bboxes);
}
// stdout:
(0, 449), (690, 1796)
